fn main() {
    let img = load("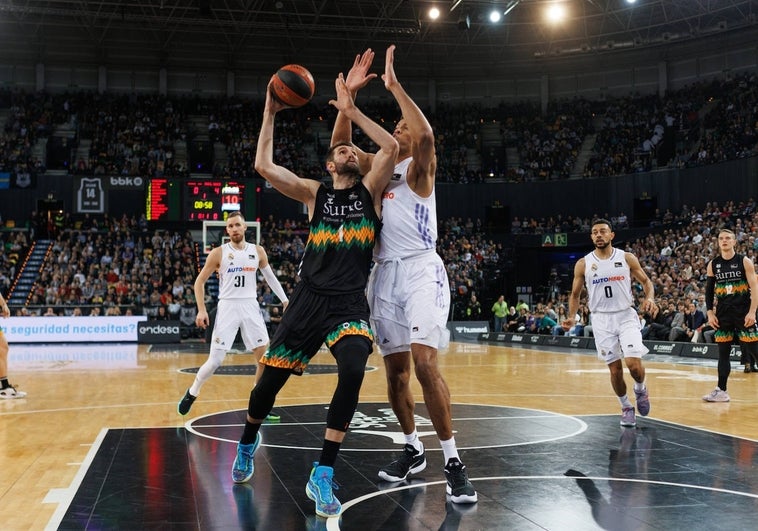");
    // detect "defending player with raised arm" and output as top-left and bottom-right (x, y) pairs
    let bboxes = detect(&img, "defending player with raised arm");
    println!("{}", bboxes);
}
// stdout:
(177, 211), (288, 416)
(330, 45), (477, 504)
(231, 73), (397, 519)
(564, 219), (657, 428)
